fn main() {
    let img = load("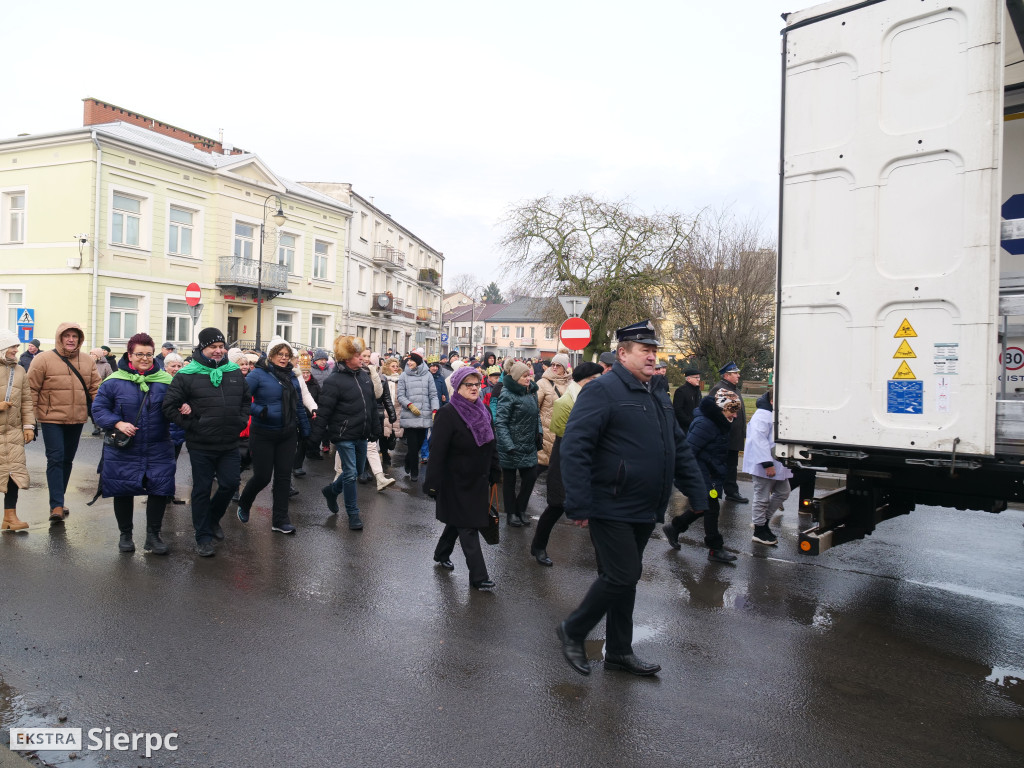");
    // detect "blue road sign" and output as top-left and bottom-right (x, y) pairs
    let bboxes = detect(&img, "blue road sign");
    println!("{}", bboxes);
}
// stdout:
(1001, 194), (1024, 255)
(15, 308), (33, 325)
(440, 333), (449, 343)
(887, 380), (923, 414)
(17, 326), (34, 343)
